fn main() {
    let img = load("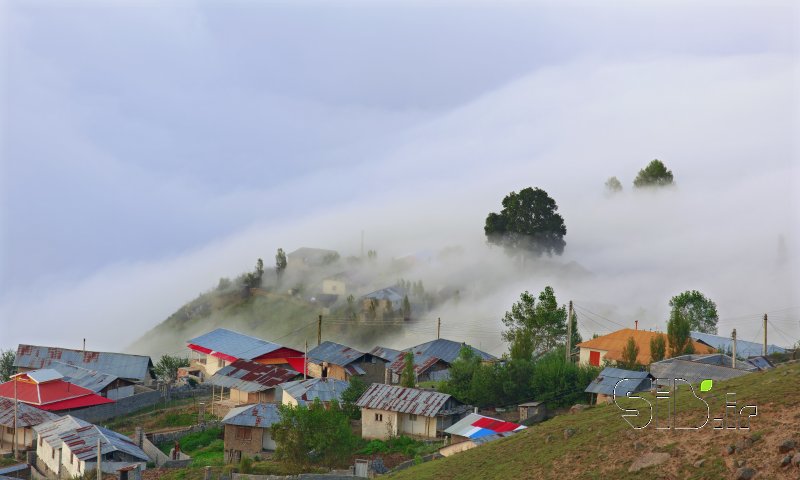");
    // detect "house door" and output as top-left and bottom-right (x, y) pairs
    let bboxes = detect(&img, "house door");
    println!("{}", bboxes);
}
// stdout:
(589, 351), (600, 366)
